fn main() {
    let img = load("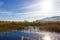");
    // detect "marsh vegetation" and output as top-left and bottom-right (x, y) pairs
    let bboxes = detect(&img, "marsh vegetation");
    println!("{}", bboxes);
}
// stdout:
(0, 21), (60, 32)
